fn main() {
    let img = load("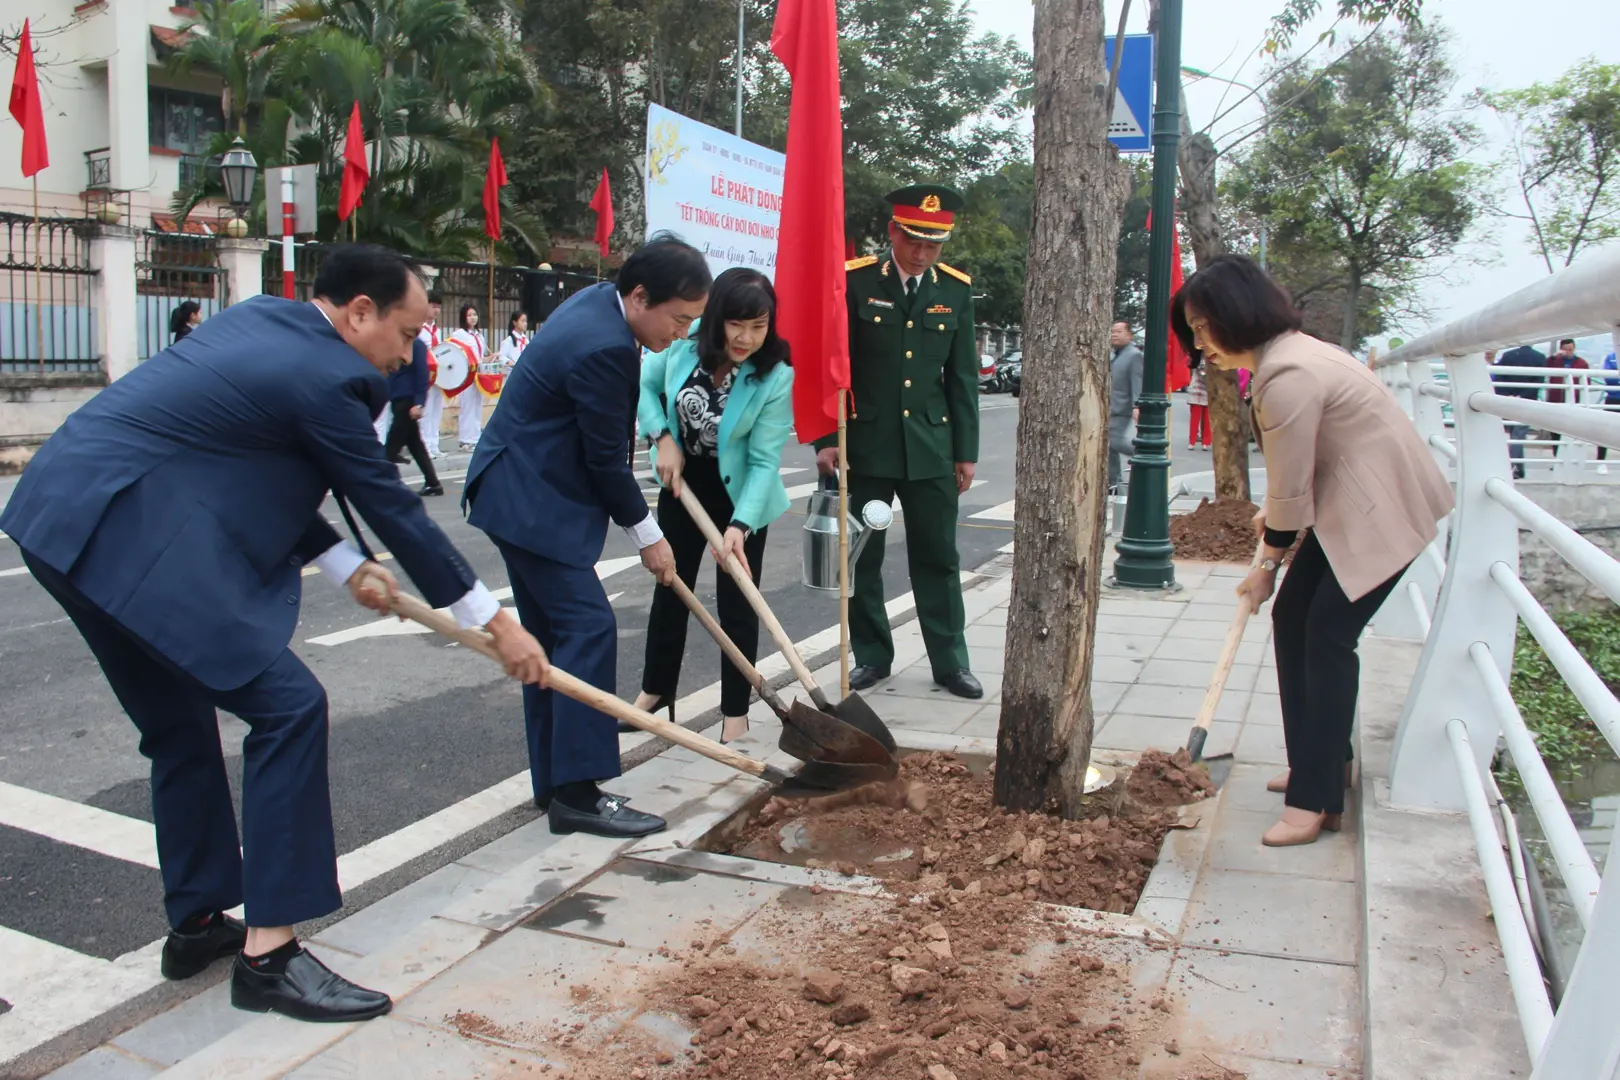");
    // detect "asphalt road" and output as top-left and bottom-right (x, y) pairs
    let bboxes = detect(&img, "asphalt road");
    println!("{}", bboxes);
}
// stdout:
(0, 390), (1206, 973)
